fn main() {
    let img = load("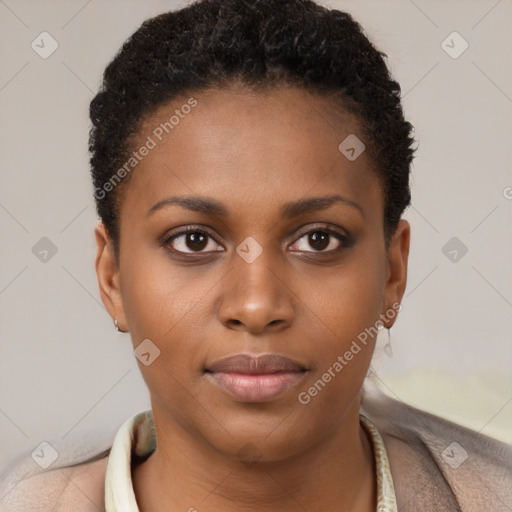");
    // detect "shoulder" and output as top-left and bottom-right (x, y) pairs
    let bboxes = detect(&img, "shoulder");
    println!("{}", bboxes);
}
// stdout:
(0, 455), (109, 512)
(361, 378), (512, 511)
(0, 448), (110, 512)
